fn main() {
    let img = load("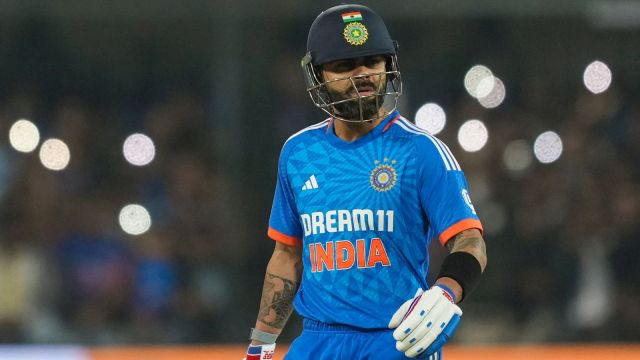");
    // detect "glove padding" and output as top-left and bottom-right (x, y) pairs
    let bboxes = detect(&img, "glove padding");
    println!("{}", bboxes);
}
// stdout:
(244, 343), (276, 360)
(388, 286), (462, 358)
